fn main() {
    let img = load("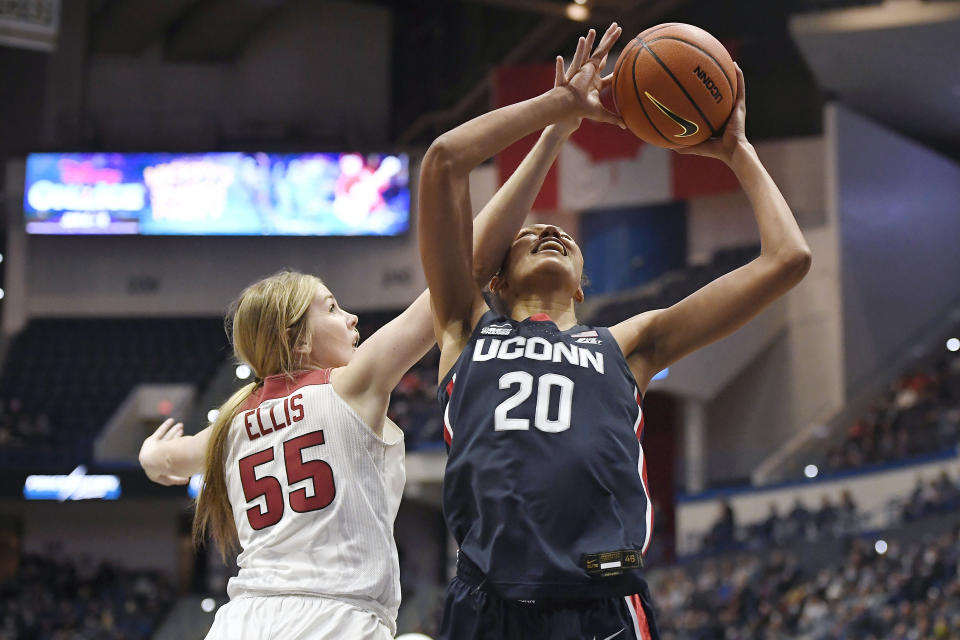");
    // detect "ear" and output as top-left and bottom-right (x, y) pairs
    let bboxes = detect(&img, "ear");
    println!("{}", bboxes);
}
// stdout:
(293, 340), (312, 356)
(574, 285), (585, 304)
(489, 274), (506, 294)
